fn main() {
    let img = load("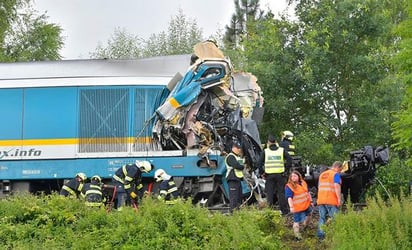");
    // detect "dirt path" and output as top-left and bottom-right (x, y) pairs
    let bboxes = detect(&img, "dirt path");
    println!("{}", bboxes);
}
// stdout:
(280, 211), (330, 250)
